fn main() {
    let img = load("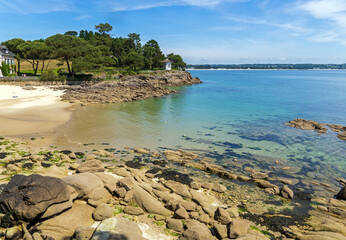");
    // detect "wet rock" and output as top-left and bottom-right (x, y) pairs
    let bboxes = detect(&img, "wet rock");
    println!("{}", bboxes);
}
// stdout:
(285, 119), (328, 134)
(91, 216), (146, 240)
(76, 160), (105, 173)
(281, 185), (294, 199)
(0, 174), (70, 221)
(251, 172), (269, 180)
(74, 226), (95, 240)
(167, 218), (183, 232)
(132, 185), (171, 216)
(238, 175), (251, 181)
(135, 148), (150, 154)
(124, 206), (144, 216)
(92, 204), (113, 221)
(336, 186), (346, 200)
(228, 219), (250, 238)
(255, 179), (278, 189)
(214, 223), (228, 239)
(215, 207), (232, 225)
(279, 178), (293, 185)
(264, 187), (280, 195)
